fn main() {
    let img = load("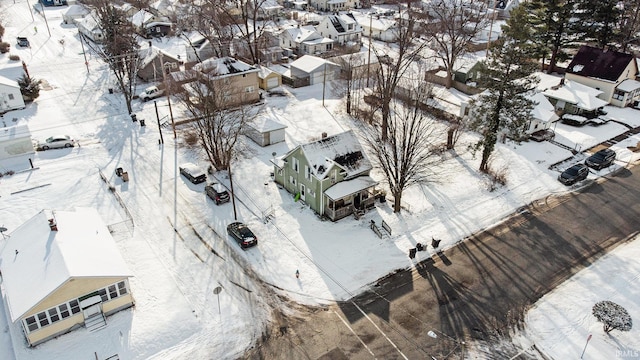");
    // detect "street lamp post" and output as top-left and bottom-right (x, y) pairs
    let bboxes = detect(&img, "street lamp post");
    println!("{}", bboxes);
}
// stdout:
(213, 286), (222, 315)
